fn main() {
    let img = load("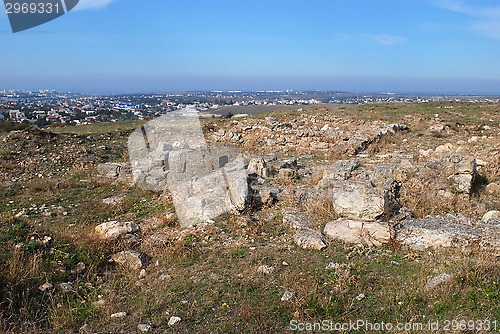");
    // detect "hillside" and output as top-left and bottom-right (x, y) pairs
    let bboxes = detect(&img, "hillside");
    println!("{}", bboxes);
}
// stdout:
(0, 102), (499, 333)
